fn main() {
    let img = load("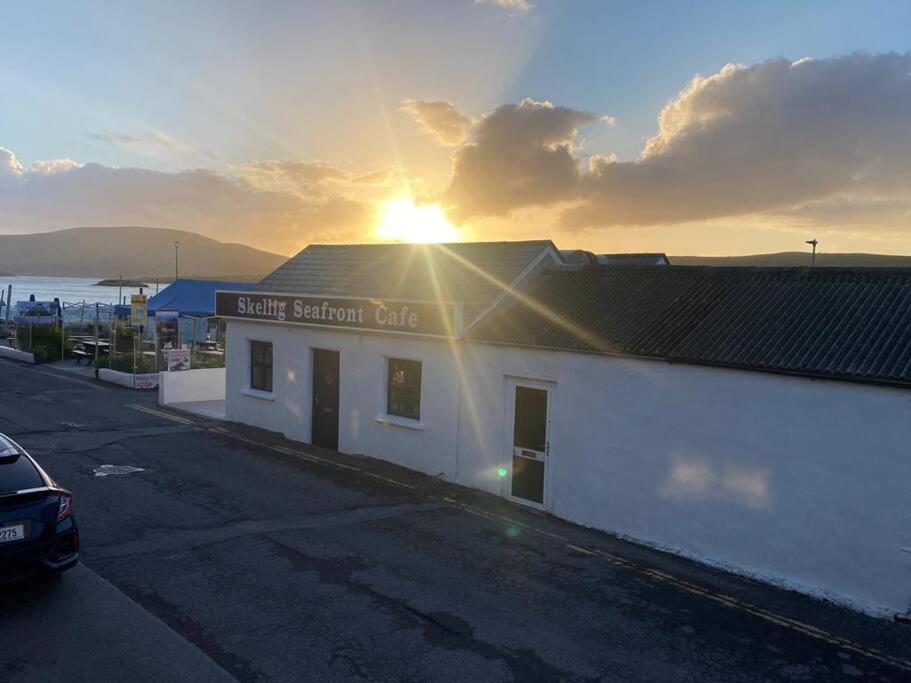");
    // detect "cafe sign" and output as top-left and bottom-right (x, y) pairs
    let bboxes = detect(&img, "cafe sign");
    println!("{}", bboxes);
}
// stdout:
(215, 291), (461, 338)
